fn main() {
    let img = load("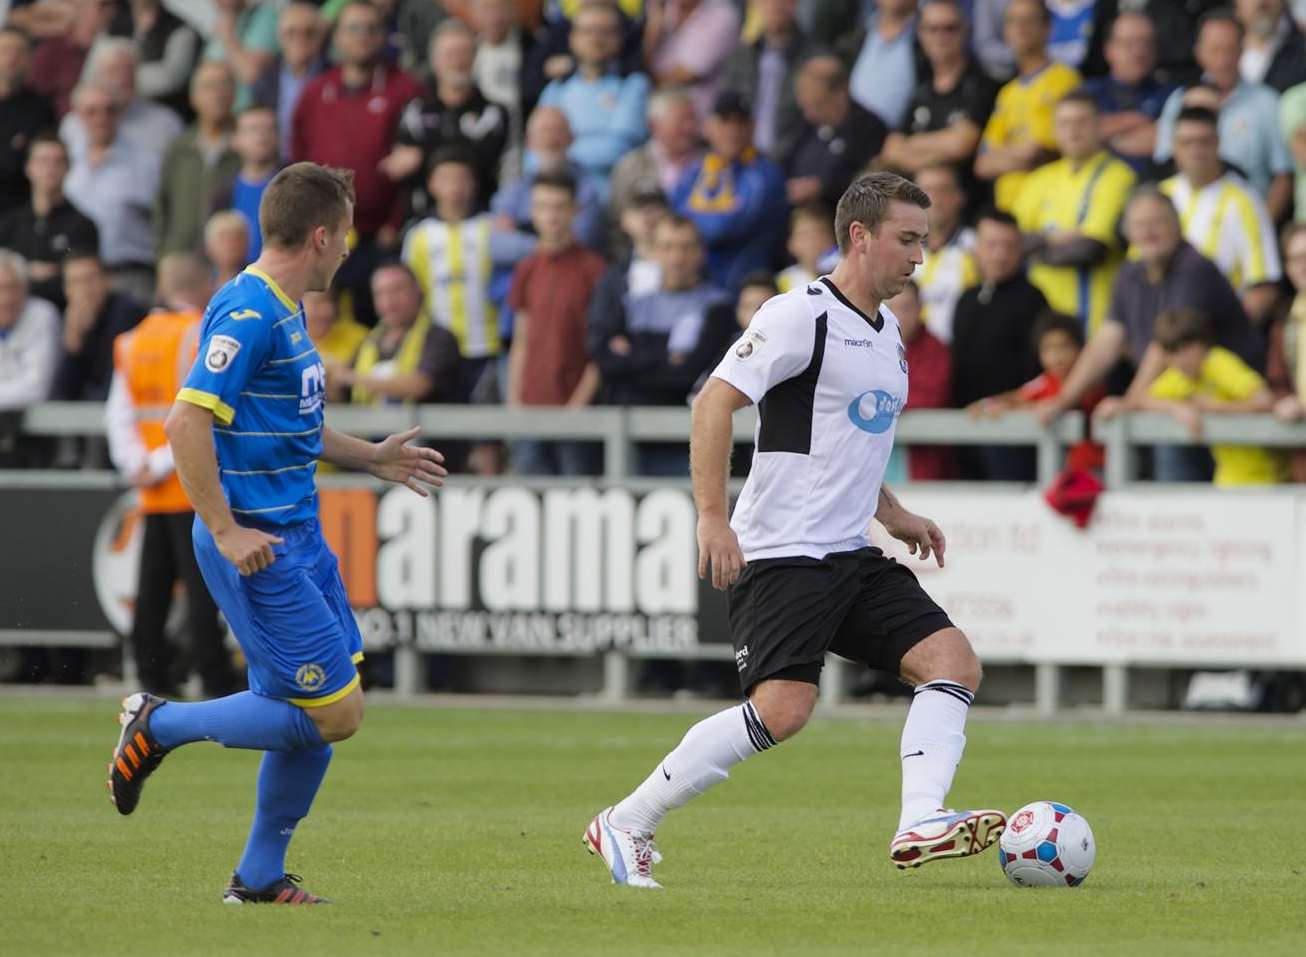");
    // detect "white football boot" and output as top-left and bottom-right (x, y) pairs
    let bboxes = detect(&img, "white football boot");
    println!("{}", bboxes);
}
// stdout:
(890, 808), (1007, 869)
(582, 807), (662, 889)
